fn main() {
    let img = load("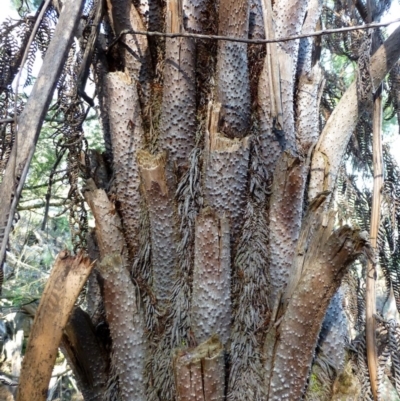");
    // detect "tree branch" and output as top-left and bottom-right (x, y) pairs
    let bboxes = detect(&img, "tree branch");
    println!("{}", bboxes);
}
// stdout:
(309, 25), (400, 201)
(107, 17), (400, 47)
(17, 251), (94, 401)
(0, 0), (85, 271)
(268, 212), (371, 399)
